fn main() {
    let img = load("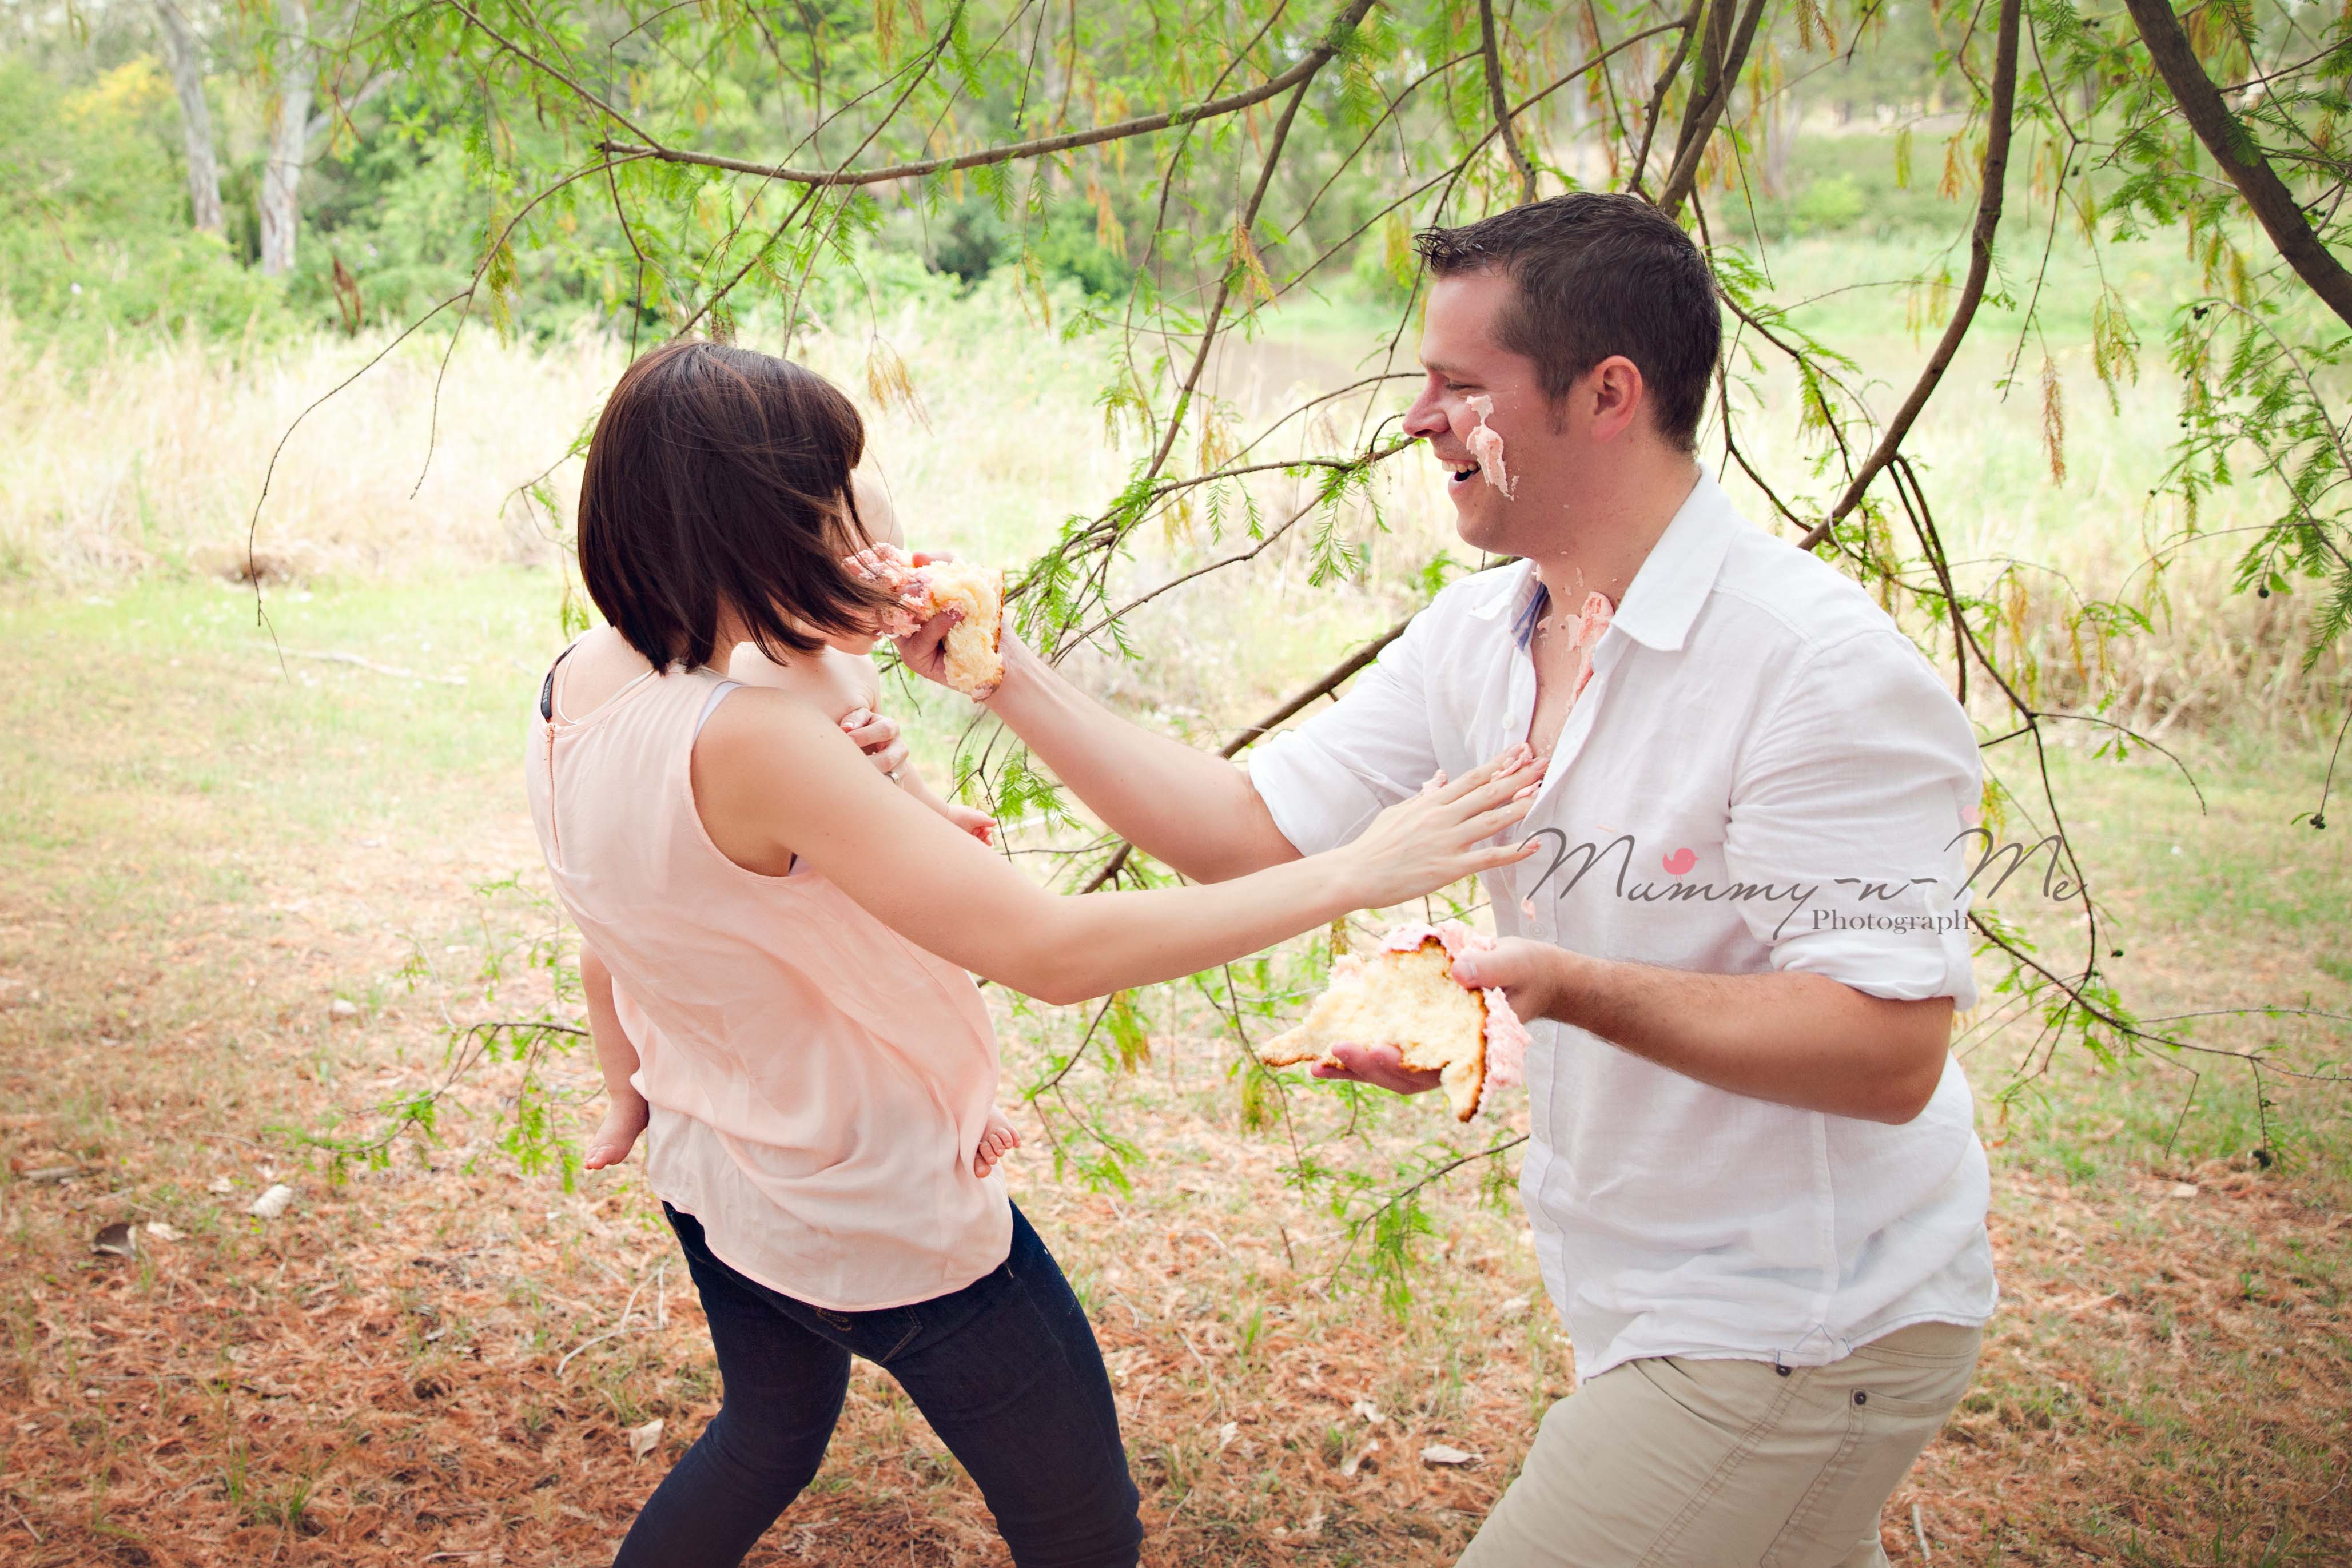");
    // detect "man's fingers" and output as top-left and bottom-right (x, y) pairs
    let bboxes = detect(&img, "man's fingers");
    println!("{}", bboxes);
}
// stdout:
(1311, 1042), (1440, 1095)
